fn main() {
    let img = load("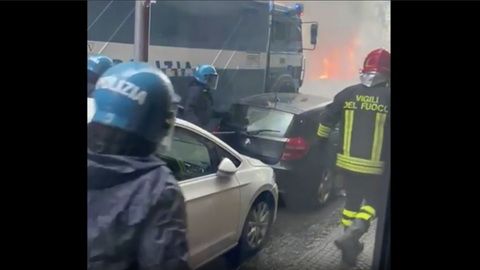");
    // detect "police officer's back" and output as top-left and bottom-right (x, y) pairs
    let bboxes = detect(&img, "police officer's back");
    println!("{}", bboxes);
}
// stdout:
(331, 83), (390, 174)
(87, 54), (113, 97)
(318, 49), (390, 175)
(87, 62), (189, 270)
(316, 48), (390, 267)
